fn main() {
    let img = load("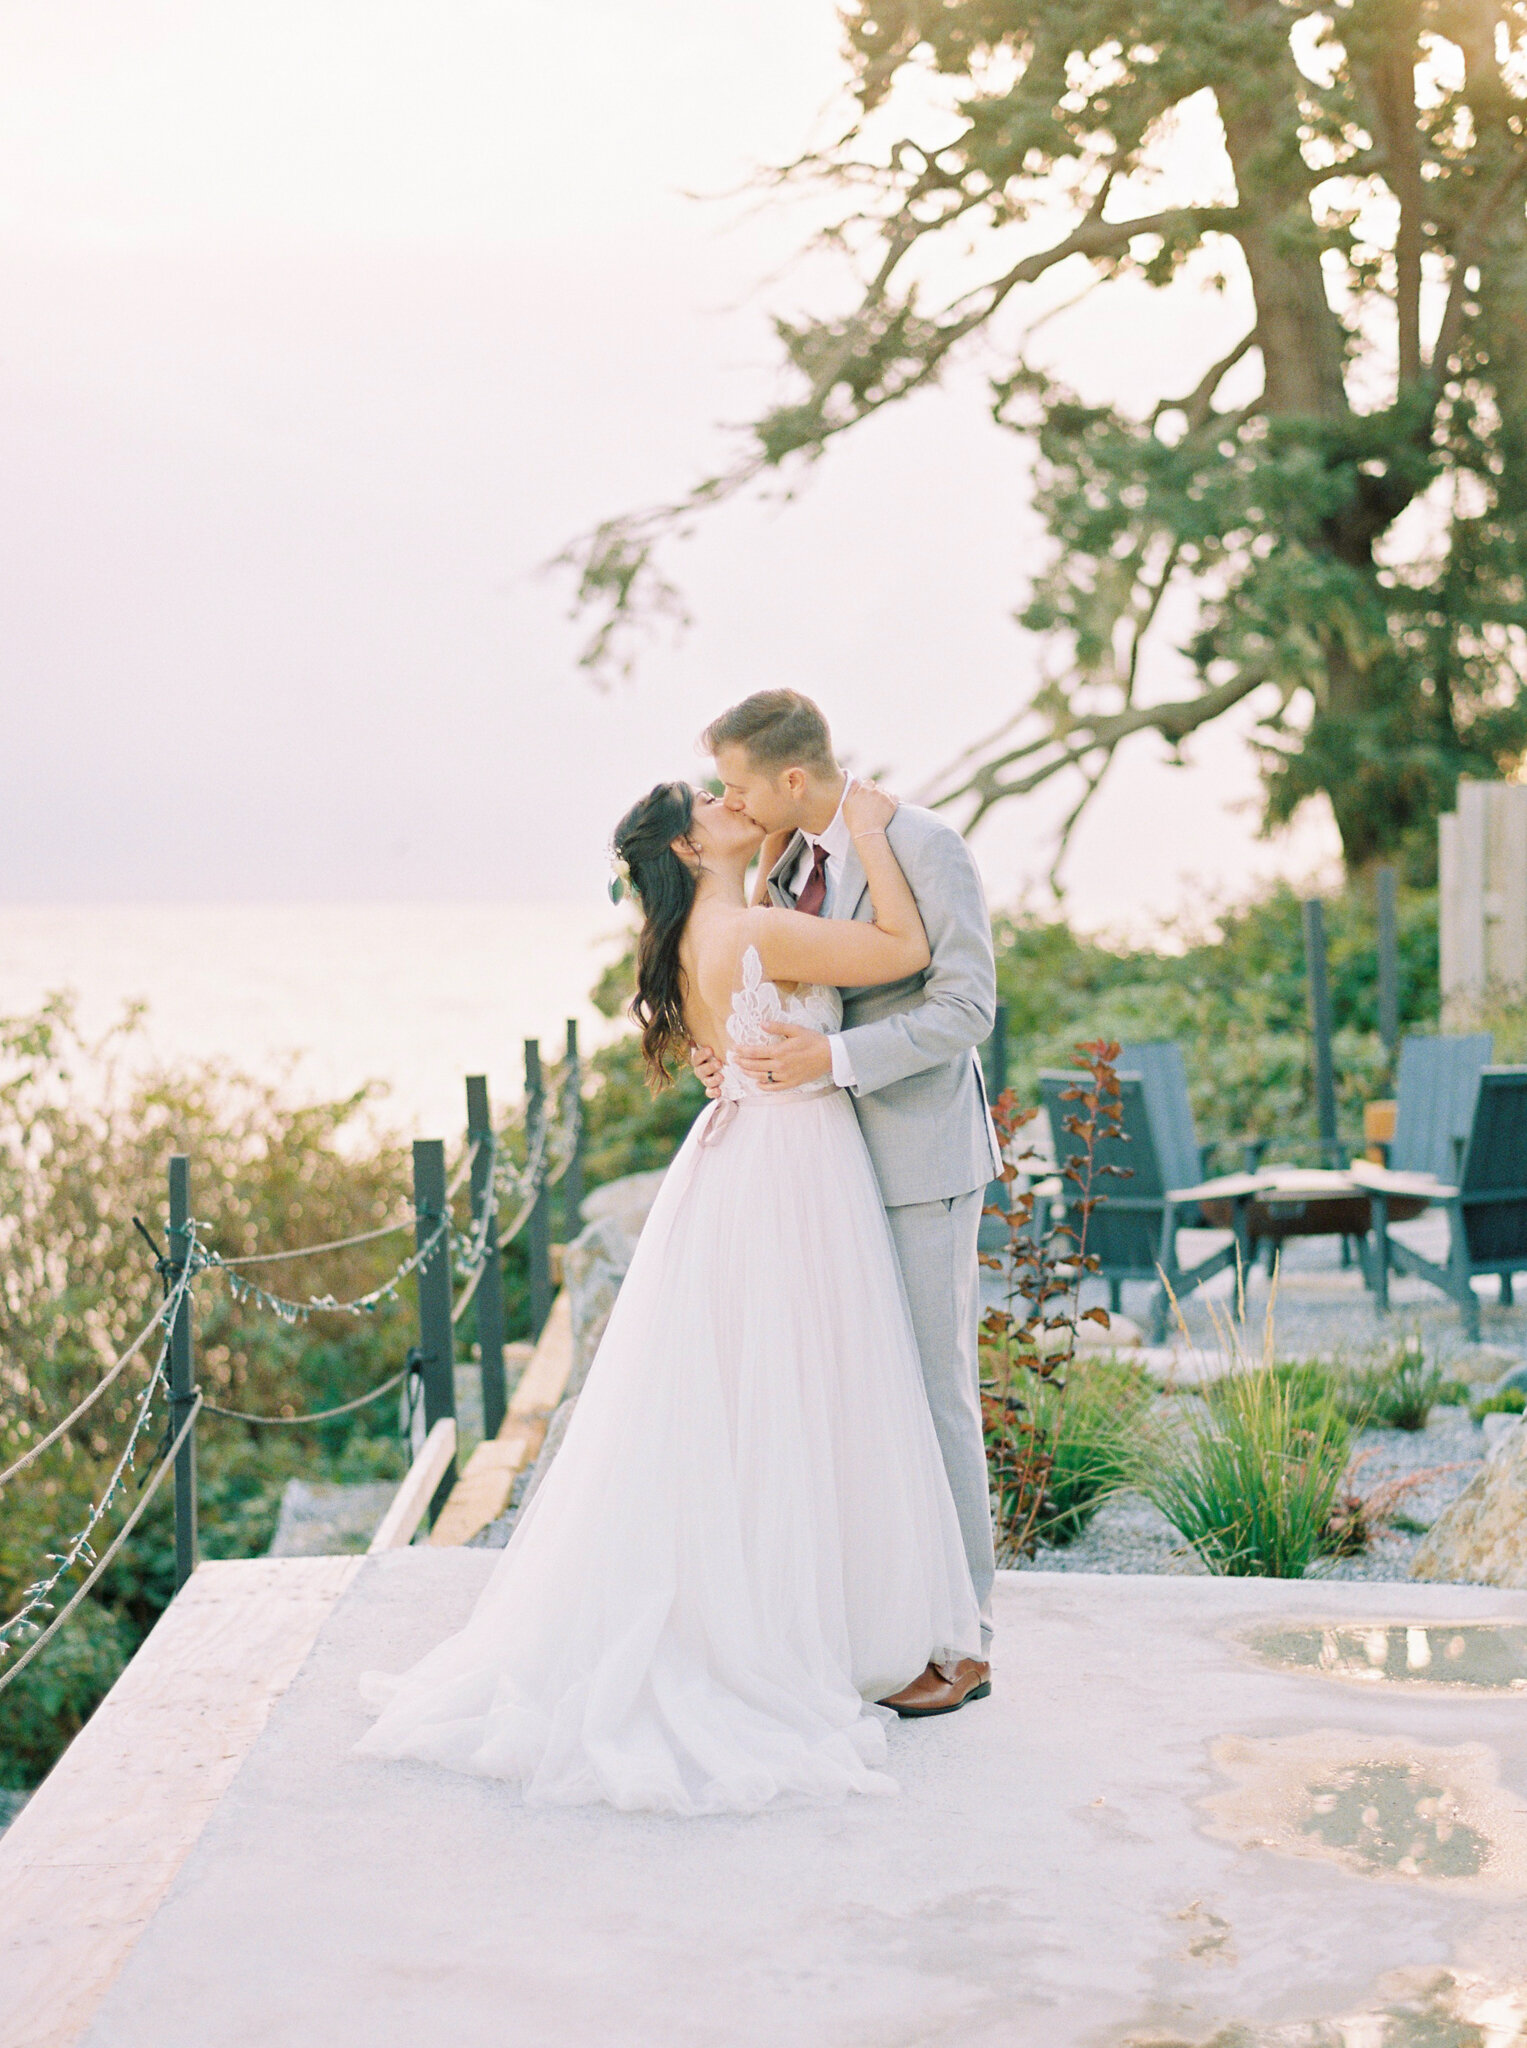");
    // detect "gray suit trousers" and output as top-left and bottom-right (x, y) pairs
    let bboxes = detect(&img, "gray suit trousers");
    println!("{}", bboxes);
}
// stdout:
(884, 1187), (995, 1646)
